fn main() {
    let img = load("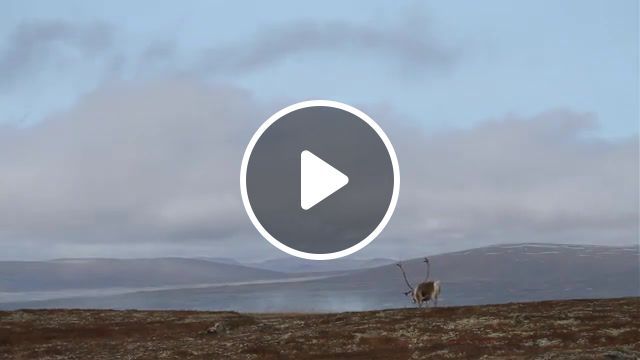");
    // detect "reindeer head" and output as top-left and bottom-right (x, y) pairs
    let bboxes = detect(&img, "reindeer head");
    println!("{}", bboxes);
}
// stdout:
(404, 289), (416, 303)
